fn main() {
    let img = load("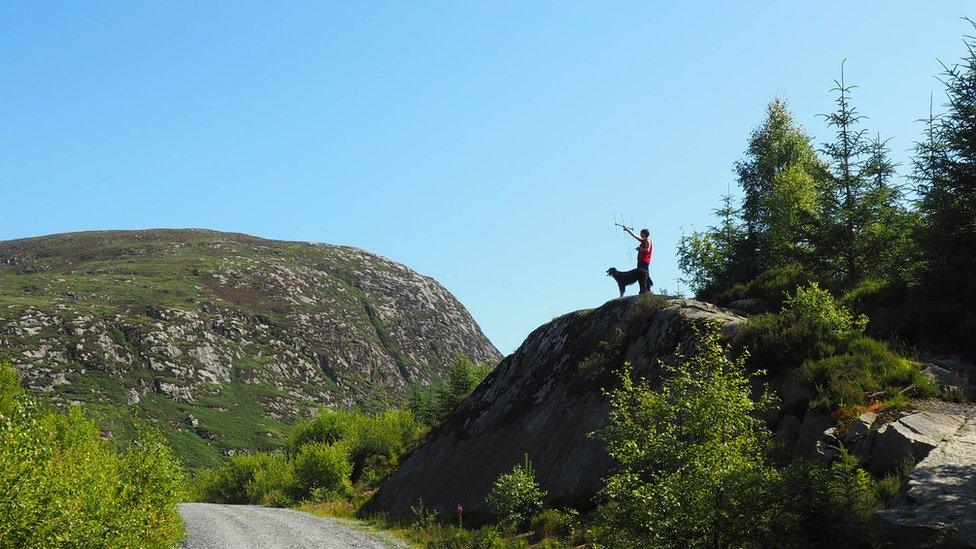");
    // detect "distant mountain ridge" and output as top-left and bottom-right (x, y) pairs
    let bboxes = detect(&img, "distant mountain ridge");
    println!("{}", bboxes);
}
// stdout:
(0, 229), (500, 466)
